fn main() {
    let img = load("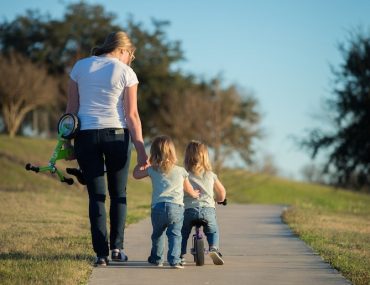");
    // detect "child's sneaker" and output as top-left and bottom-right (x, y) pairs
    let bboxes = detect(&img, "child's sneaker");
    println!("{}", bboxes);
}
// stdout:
(111, 249), (128, 262)
(209, 248), (224, 265)
(147, 256), (163, 267)
(180, 255), (186, 265)
(171, 263), (184, 269)
(94, 256), (108, 267)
